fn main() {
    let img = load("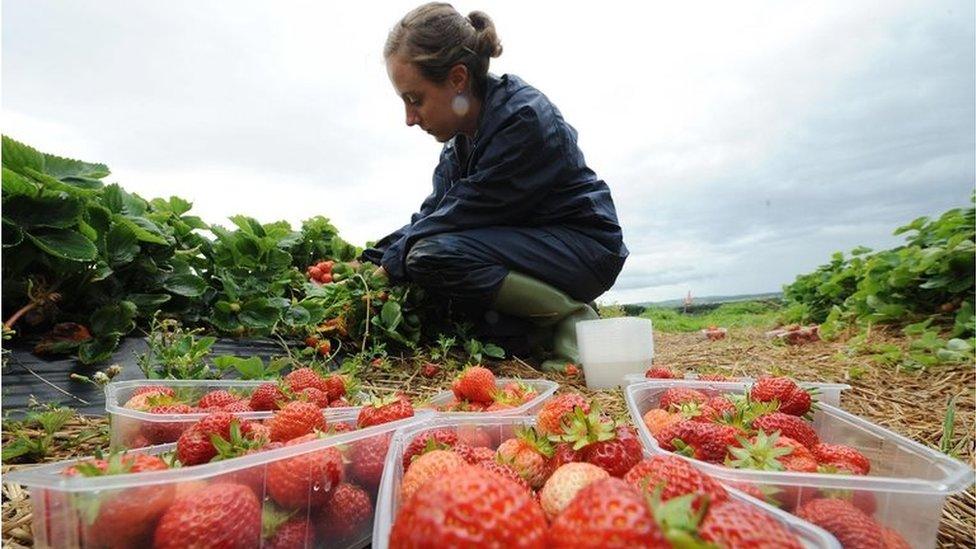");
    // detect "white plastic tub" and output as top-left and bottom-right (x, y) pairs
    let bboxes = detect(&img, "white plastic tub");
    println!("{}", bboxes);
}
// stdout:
(105, 379), (365, 449)
(625, 380), (975, 549)
(5, 410), (432, 549)
(622, 374), (851, 408)
(576, 317), (654, 389)
(423, 378), (558, 418)
(372, 415), (840, 549)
